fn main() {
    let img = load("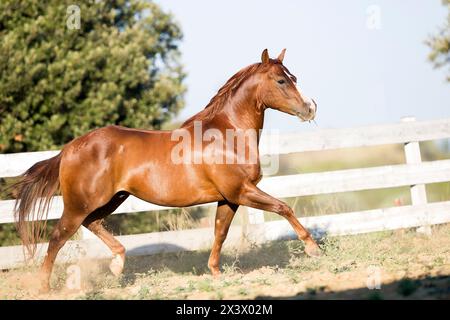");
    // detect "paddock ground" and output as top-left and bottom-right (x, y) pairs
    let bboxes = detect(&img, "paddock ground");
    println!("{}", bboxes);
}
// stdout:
(0, 223), (449, 300)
